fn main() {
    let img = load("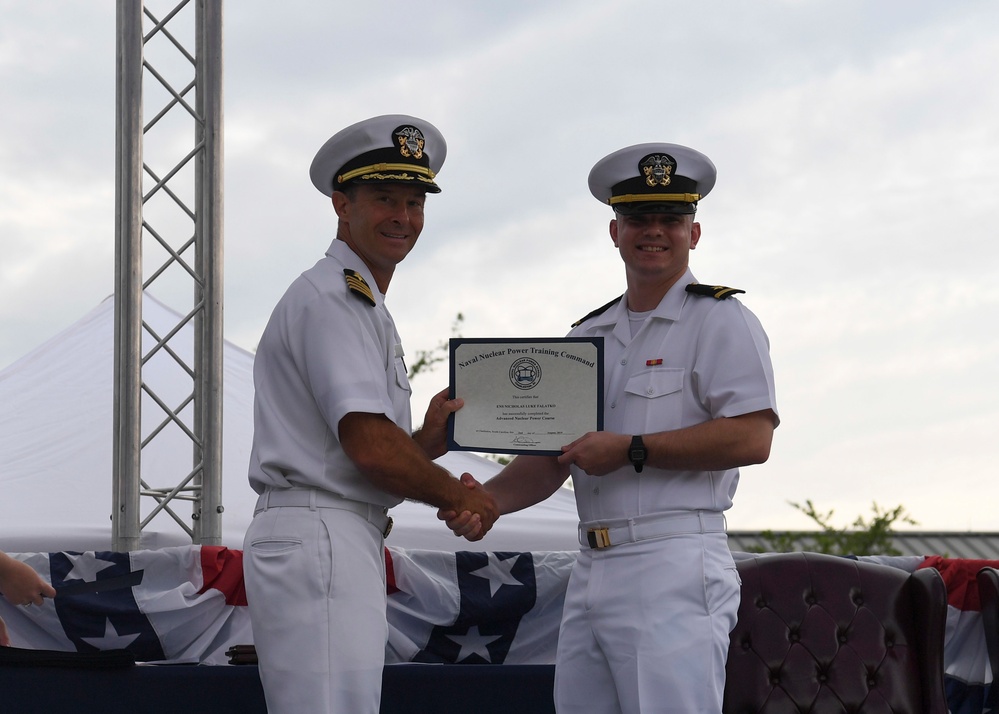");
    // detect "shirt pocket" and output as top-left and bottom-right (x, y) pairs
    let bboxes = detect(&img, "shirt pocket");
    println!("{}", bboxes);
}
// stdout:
(622, 367), (684, 431)
(394, 355), (412, 395)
